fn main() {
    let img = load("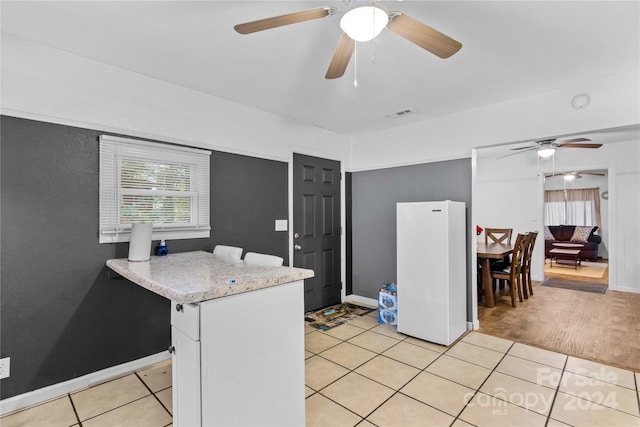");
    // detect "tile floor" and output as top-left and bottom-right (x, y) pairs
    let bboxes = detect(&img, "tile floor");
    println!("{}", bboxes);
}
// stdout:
(0, 360), (173, 427)
(2, 309), (640, 426)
